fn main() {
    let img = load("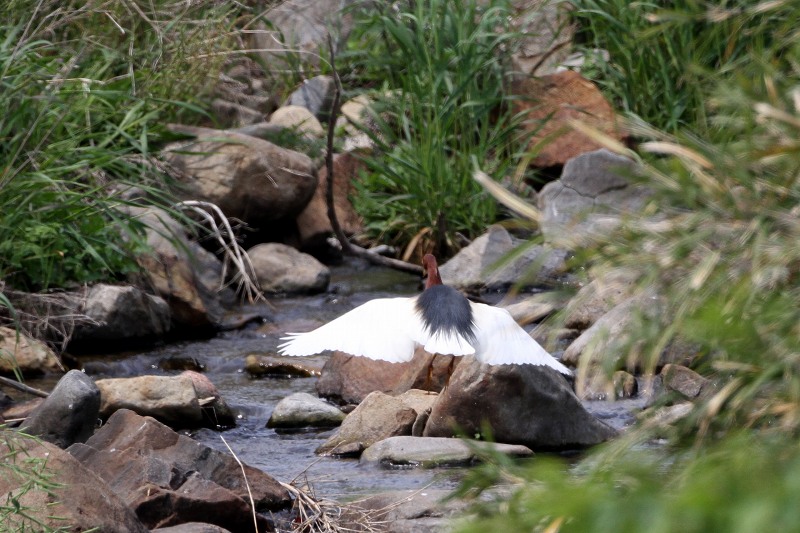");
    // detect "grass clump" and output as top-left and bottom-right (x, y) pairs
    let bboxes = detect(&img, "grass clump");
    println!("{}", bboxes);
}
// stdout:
(342, 0), (525, 261)
(0, 0), (234, 291)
